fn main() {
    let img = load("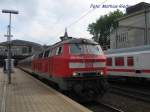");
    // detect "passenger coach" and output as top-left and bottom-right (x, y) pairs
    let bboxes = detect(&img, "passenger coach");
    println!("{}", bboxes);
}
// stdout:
(105, 45), (150, 80)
